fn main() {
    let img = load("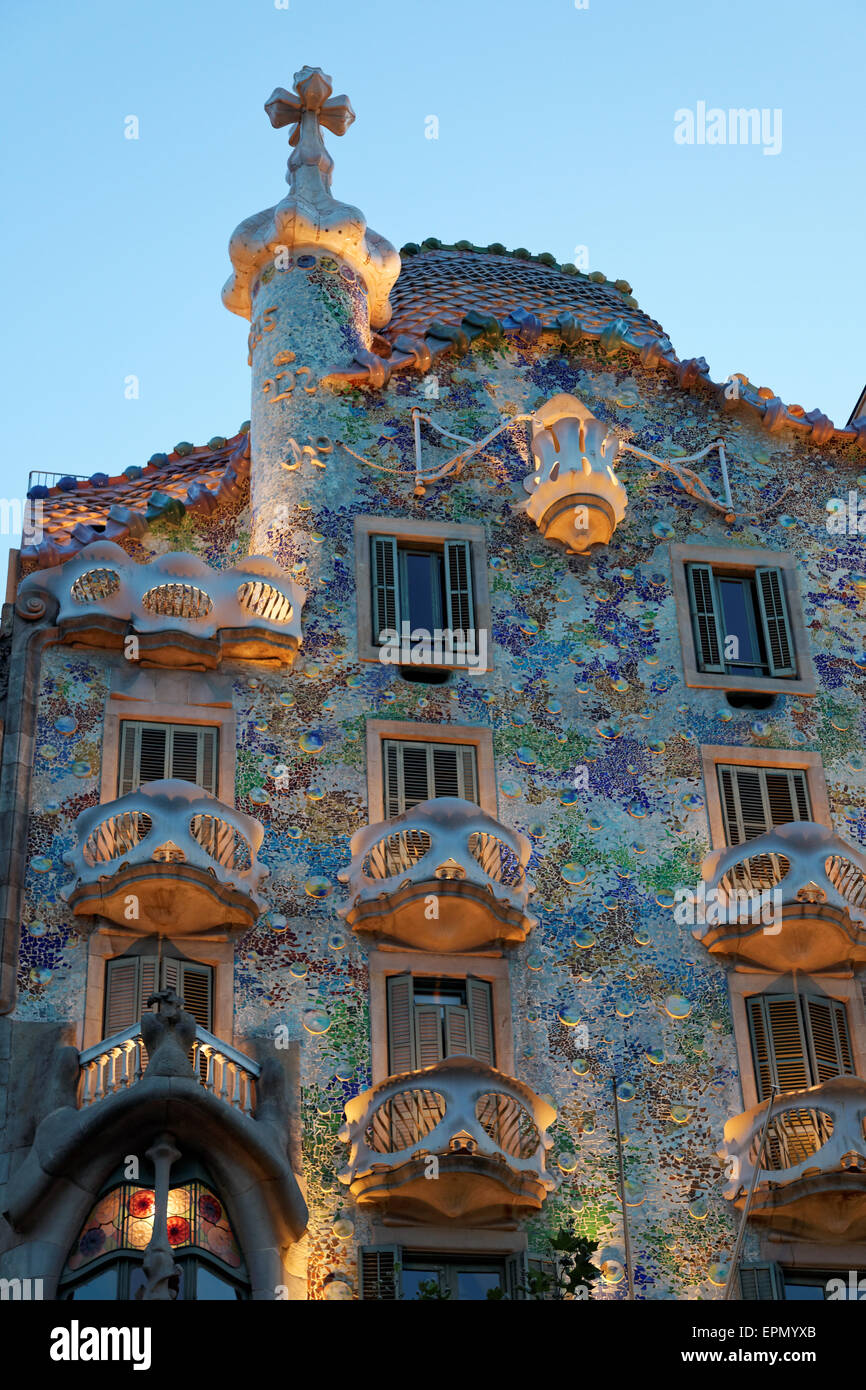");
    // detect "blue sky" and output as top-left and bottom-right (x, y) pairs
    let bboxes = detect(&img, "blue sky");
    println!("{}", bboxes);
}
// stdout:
(2, 0), (863, 577)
